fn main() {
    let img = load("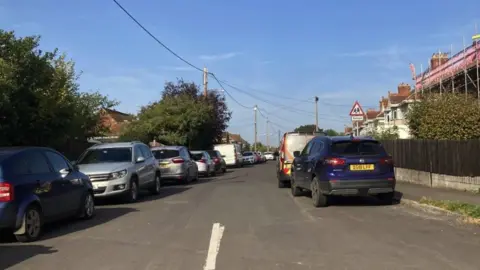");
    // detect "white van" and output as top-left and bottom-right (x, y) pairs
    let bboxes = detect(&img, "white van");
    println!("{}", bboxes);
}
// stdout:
(214, 143), (243, 167)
